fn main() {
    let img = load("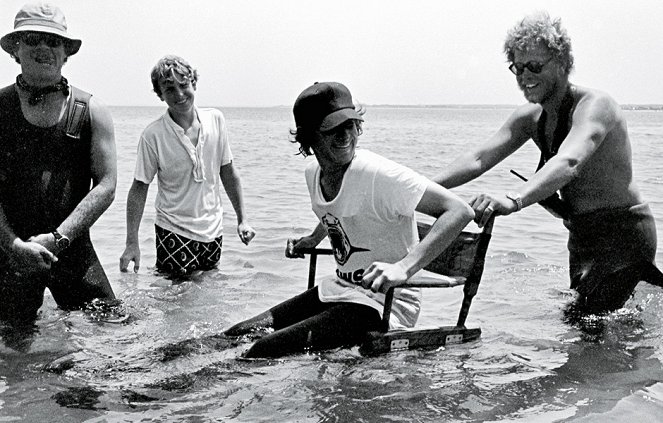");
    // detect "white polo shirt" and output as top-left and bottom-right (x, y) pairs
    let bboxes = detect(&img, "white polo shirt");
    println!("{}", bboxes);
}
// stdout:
(134, 107), (233, 242)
